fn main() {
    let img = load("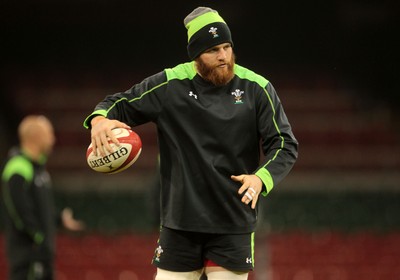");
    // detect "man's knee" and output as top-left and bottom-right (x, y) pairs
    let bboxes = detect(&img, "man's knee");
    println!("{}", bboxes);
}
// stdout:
(155, 268), (203, 280)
